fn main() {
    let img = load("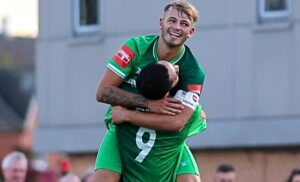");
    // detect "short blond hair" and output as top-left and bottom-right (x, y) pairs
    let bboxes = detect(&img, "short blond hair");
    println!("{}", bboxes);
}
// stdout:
(164, 0), (199, 24)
